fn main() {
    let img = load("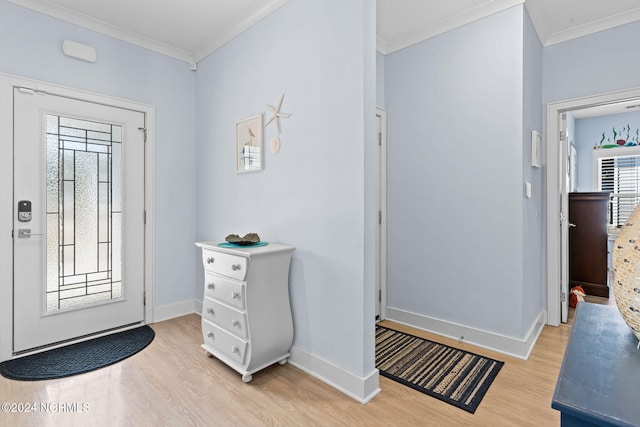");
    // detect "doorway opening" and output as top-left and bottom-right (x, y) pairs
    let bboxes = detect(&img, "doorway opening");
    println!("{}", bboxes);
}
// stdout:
(546, 87), (640, 326)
